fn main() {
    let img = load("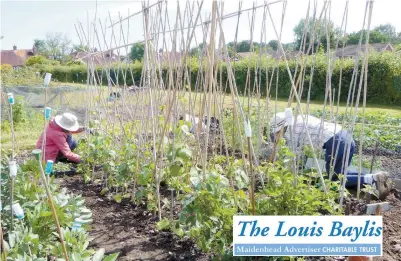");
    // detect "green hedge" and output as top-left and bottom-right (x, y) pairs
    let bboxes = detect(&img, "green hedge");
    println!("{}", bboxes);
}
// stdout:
(34, 52), (401, 105)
